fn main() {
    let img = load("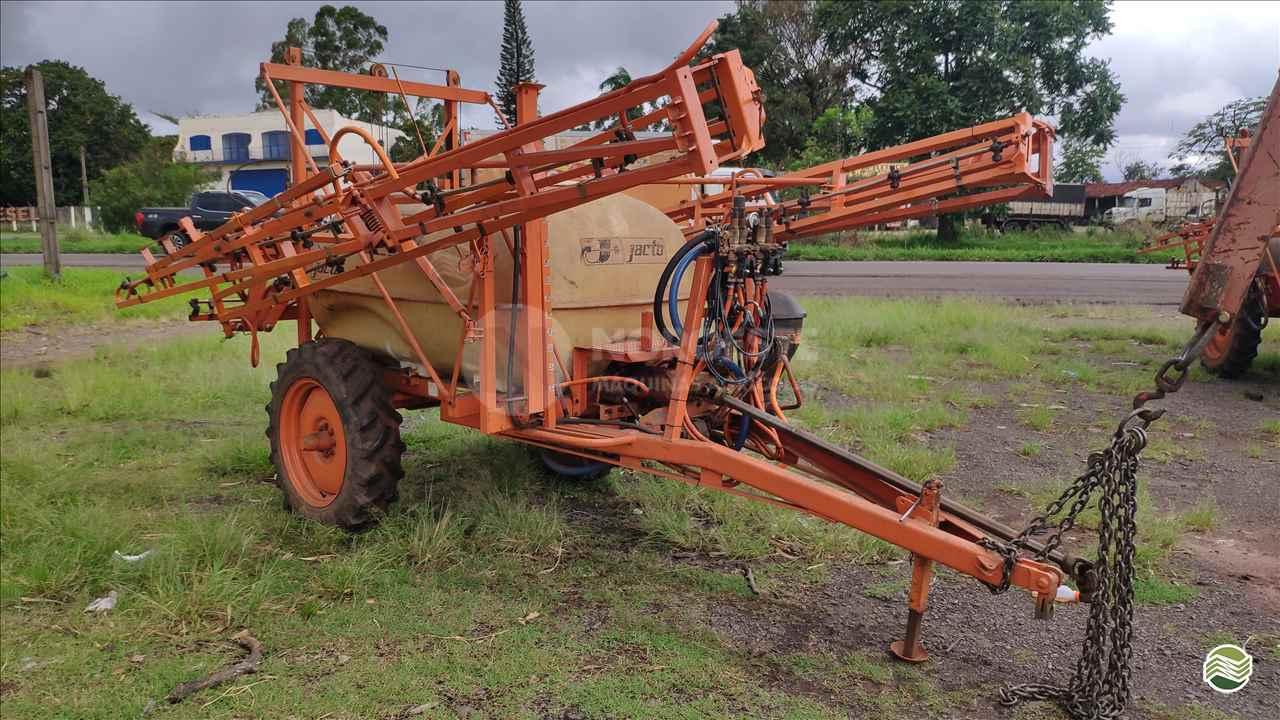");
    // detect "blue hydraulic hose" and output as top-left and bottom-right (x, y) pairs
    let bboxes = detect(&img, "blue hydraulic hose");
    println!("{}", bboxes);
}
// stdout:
(668, 242), (714, 338)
